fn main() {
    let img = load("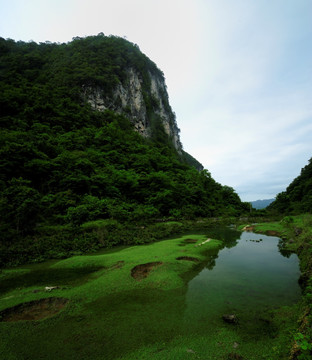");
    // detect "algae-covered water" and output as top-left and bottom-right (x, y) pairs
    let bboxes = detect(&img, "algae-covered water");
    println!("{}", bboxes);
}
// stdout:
(0, 228), (301, 360)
